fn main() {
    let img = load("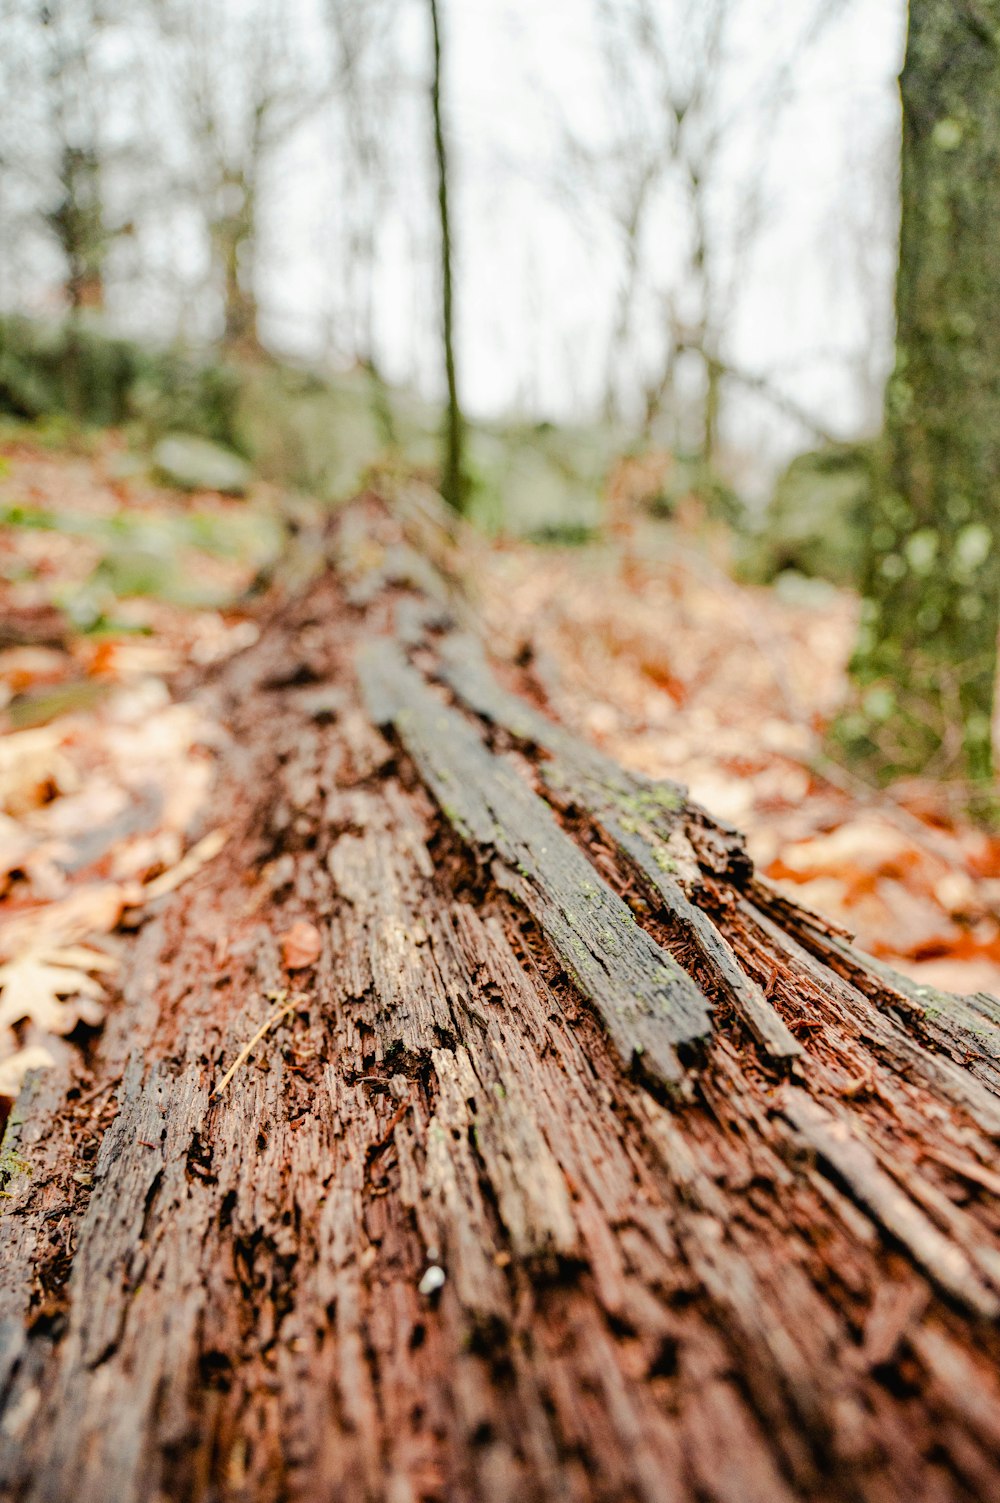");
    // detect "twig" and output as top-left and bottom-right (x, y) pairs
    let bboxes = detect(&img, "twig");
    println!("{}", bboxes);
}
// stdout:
(141, 829), (227, 903)
(72, 1074), (123, 1111)
(212, 995), (298, 1099)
